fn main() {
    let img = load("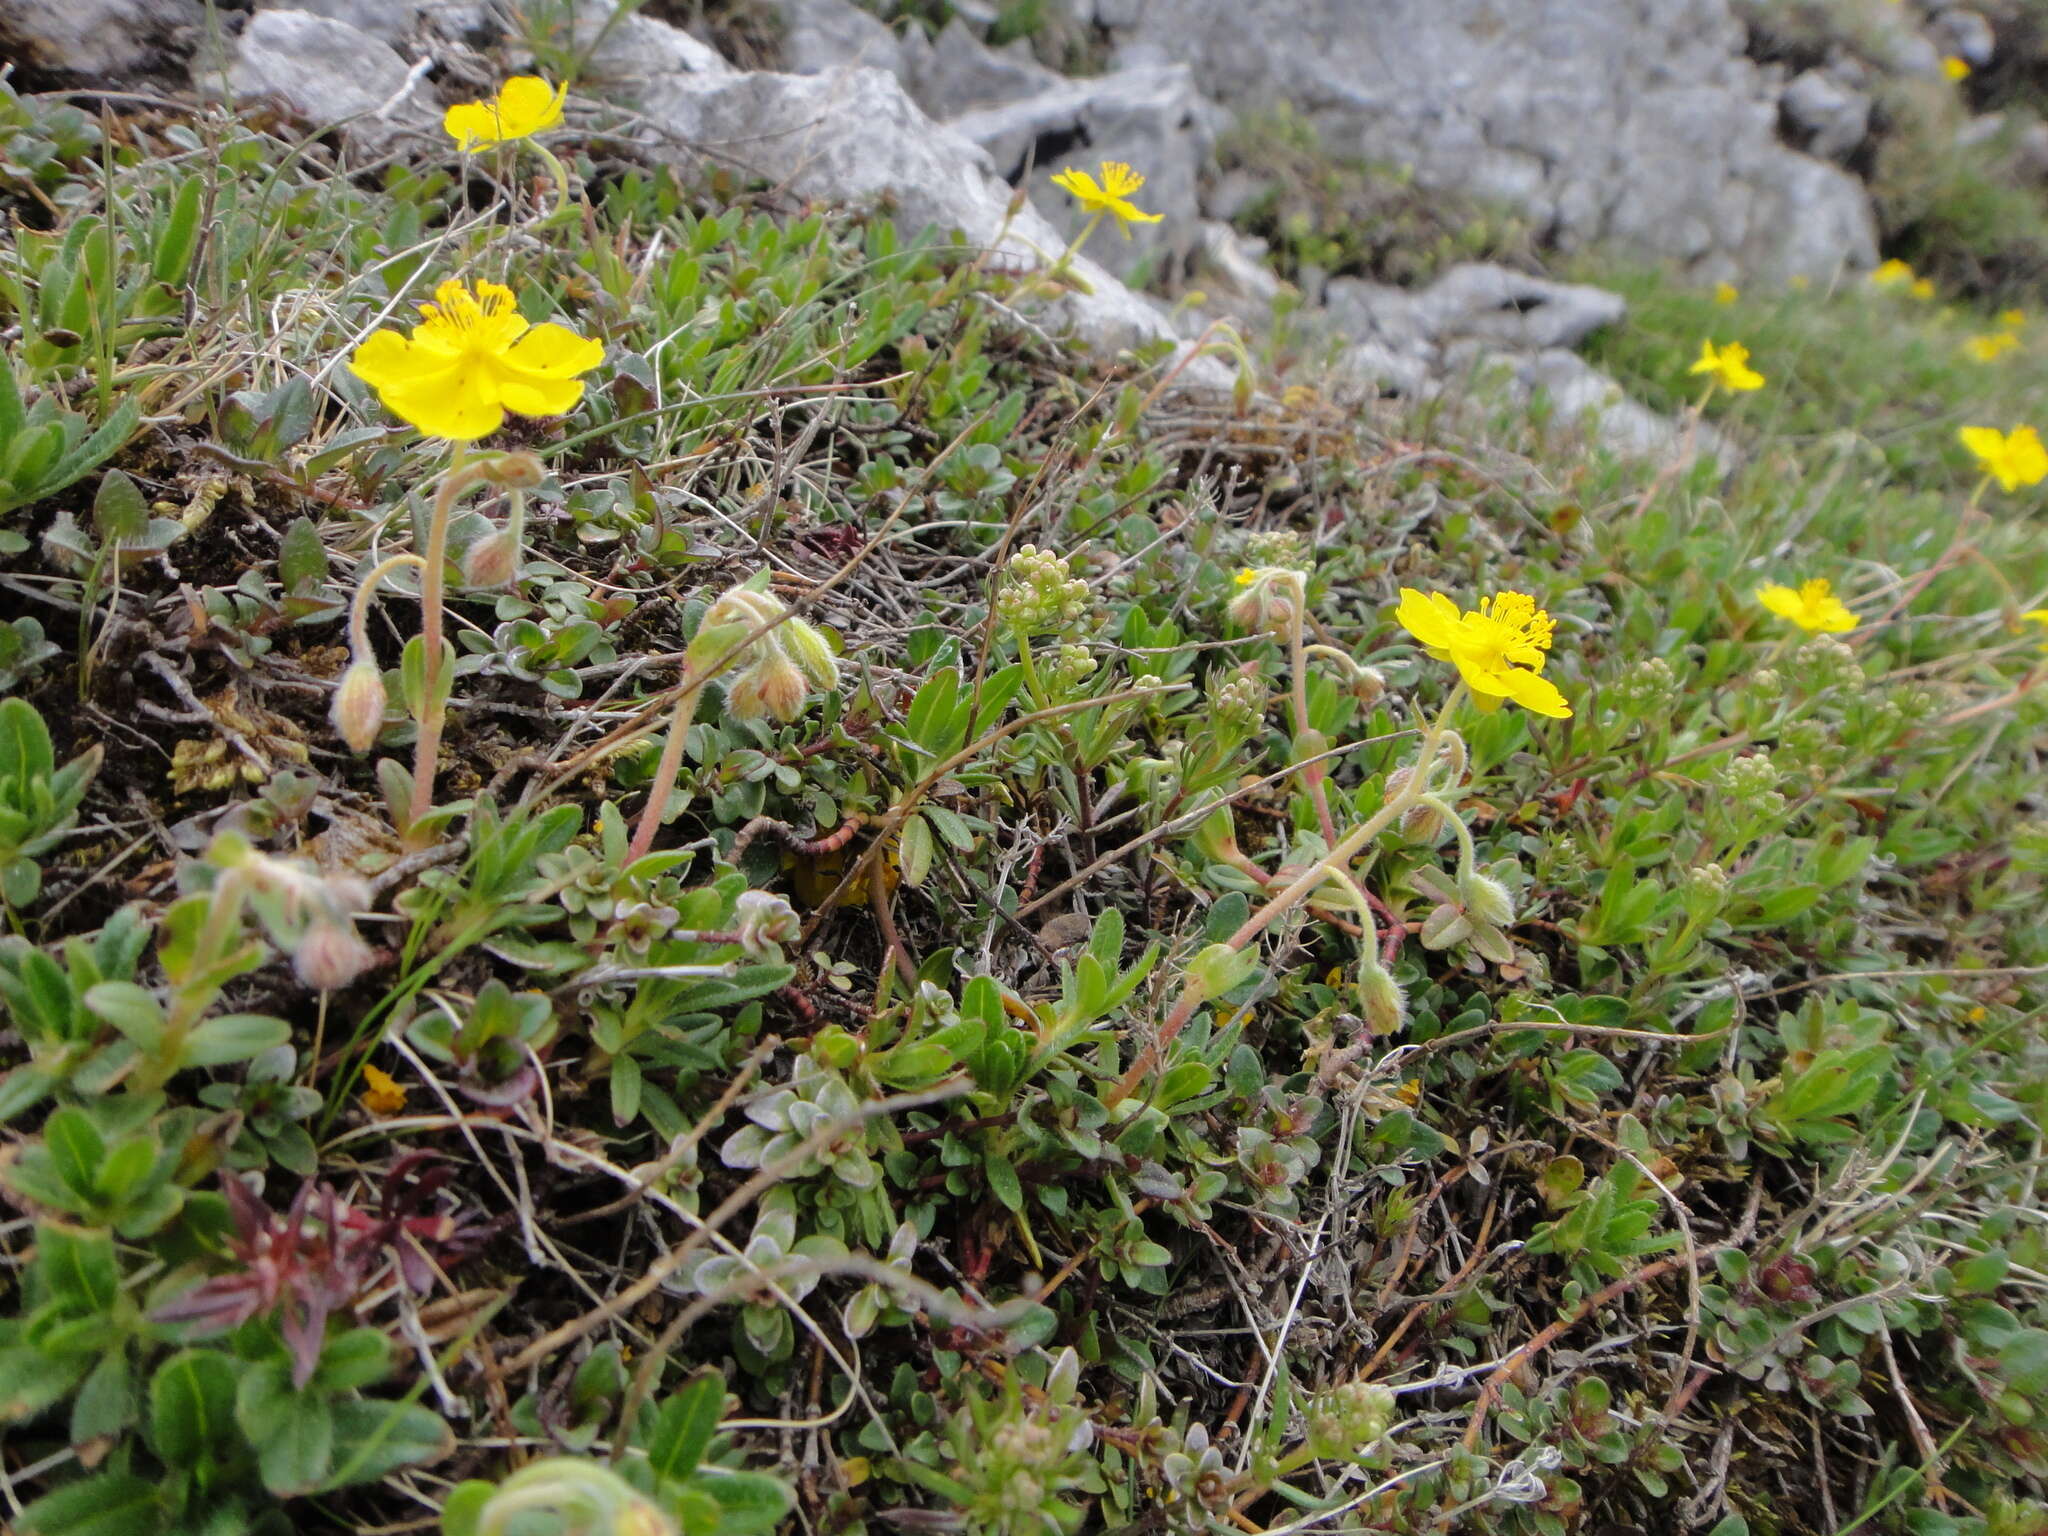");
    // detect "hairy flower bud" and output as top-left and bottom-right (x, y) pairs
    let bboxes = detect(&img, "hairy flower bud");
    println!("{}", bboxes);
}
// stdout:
(462, 528), (519, 588)
(1226, 566), (1301, 636)
(294, 919), (376, 992)
(1459, 871), (1515, 929)
(725, 654), (809, 722)
(779, 615), (840, 691)
(479, 449), (546, 489)
(331, 659), (388, 754)
(1356, 960), (1408, 1036)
